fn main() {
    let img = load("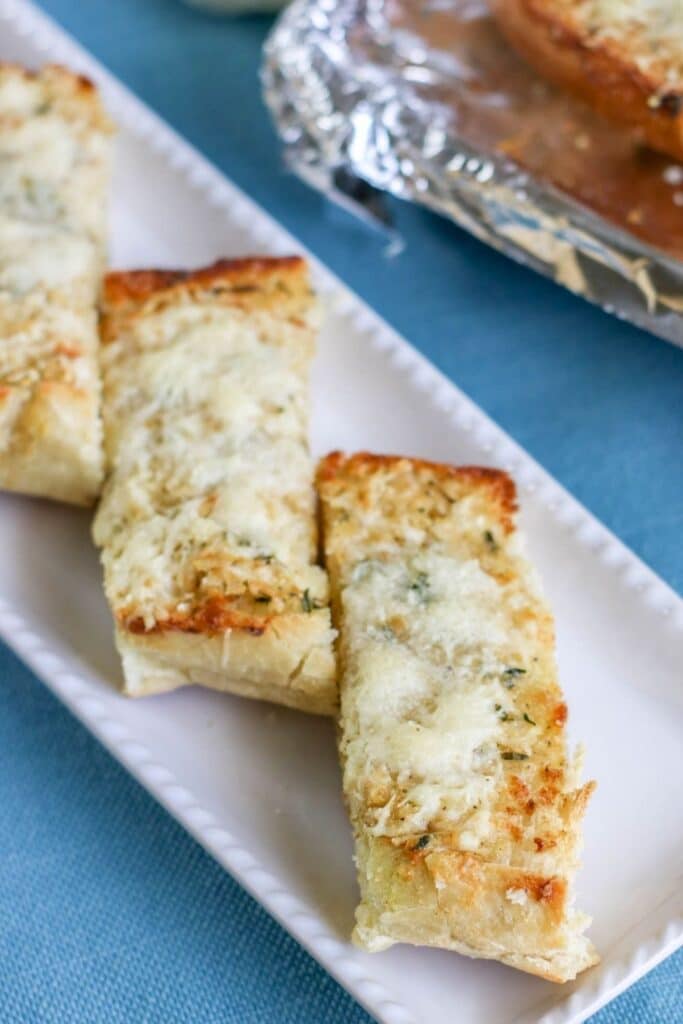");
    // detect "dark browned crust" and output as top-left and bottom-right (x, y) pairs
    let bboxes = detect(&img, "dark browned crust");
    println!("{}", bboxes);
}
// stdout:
(117, 561), (330, 638)
(102, 256), (309, 316)
(100, 257), (312, 348)
(121, 595), (280, 638)
(0, 63), (112, 133)
(123, 607), (267, 638)
(492, 0), (683, 161)
(0, 61), (95, 93)
(317, 451), (518, 531)
(120, 590), (332, 639)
